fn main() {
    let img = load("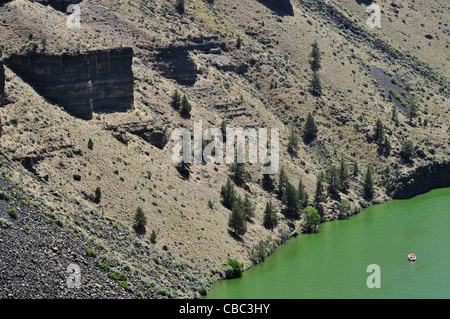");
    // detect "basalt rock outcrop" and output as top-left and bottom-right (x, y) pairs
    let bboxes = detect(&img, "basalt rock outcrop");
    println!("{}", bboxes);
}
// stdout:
(6, 48), (134, 120)
(33, 0), (82, 12)
(257, 0), (294, 16)
(105, 119), (170, 150)
(391, 161), (450, 199)
(146, 36), (227, 85)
